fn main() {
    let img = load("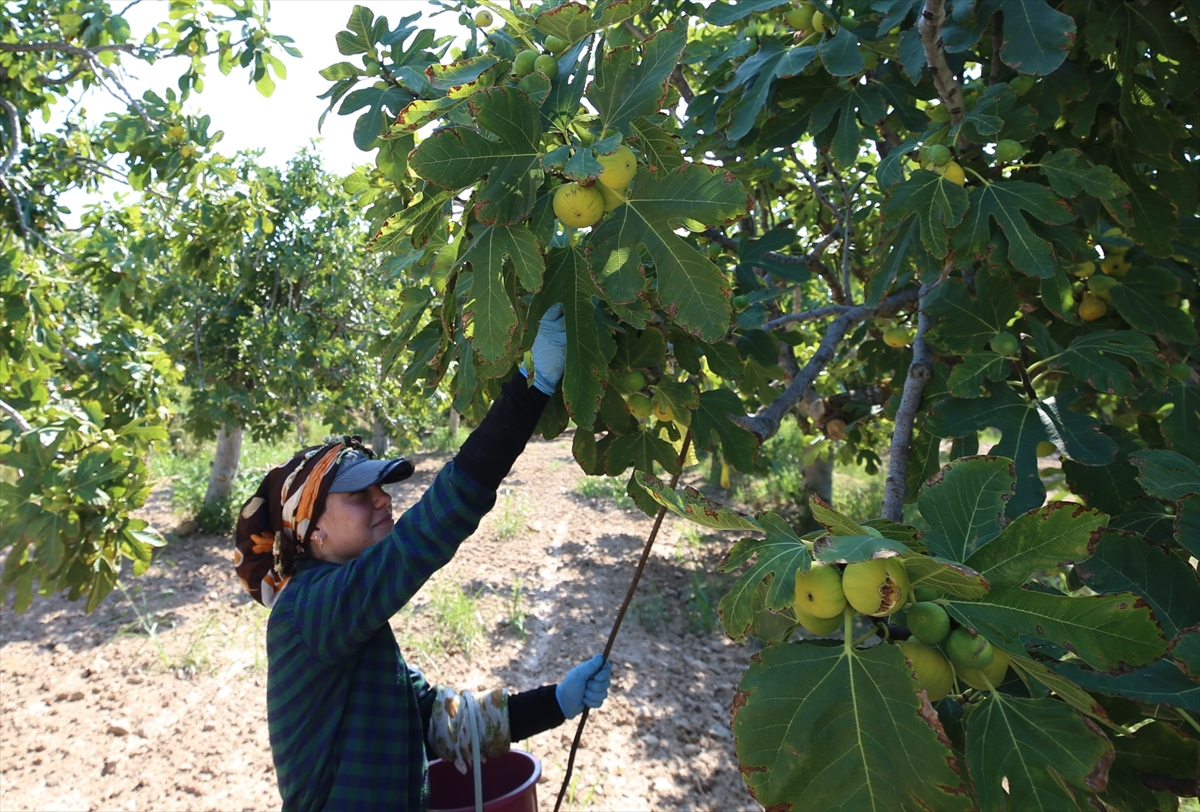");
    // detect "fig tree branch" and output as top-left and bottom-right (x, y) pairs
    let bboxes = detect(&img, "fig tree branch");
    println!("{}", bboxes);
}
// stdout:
(0, 398), (33, 432)
(918, 0), (965, 125)
(0, 94), (20, 180)
(764, 305), (854, 330)
(727, 287), (920, 441)
(988, 11), (1004, 86)
(881, 281), (936, 522)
